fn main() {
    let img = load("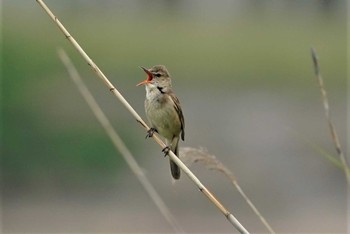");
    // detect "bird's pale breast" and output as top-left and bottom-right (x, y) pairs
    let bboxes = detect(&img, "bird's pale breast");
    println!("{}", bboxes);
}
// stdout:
(145, 96), (181, 140)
